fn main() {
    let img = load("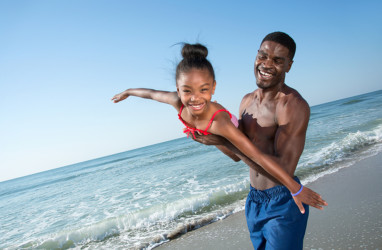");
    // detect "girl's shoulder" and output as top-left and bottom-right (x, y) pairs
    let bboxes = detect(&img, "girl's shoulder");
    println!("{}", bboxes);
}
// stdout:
(209, 102), (232, 123)
(207, 103), (236, 136)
